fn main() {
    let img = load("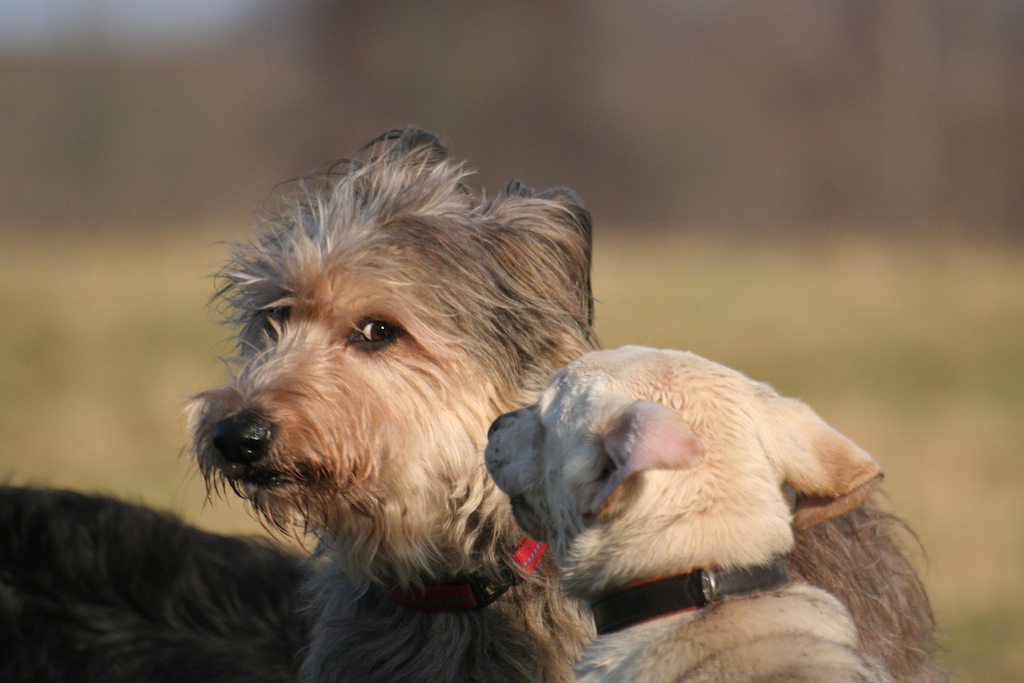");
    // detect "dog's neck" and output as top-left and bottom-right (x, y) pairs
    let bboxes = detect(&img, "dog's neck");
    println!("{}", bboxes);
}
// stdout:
(319, 456), (523, 582)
